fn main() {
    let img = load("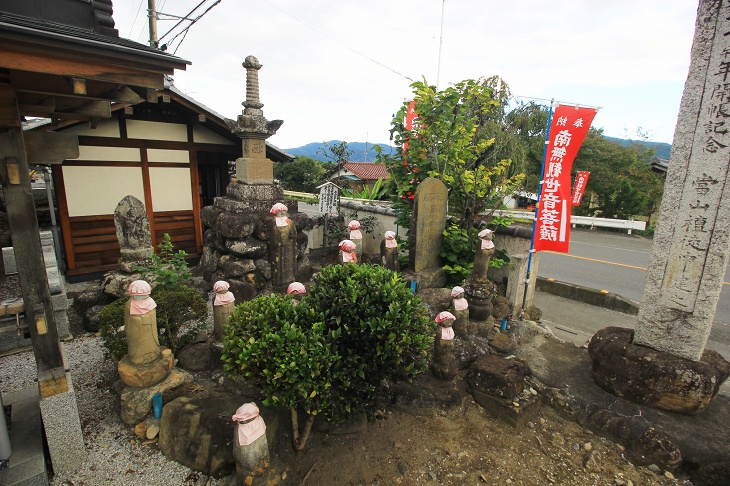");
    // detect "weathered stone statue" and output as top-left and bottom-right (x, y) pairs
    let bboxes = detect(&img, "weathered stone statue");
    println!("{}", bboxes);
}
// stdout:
(232, 402), (269, 485)
(268, 203), (297, 291)
(451, 286), (470, 337)
(380, 230), (399, 271)
(338, 239), (357, 264)
(432, 311), (457, 380)
(117, 280), (174, 388)
(287, 281), (306, 305)
(472, 228), (495, 283)
(213, 280), (235, 340)
(348, 220), (362, 263)
(114, 195), (153, 261)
